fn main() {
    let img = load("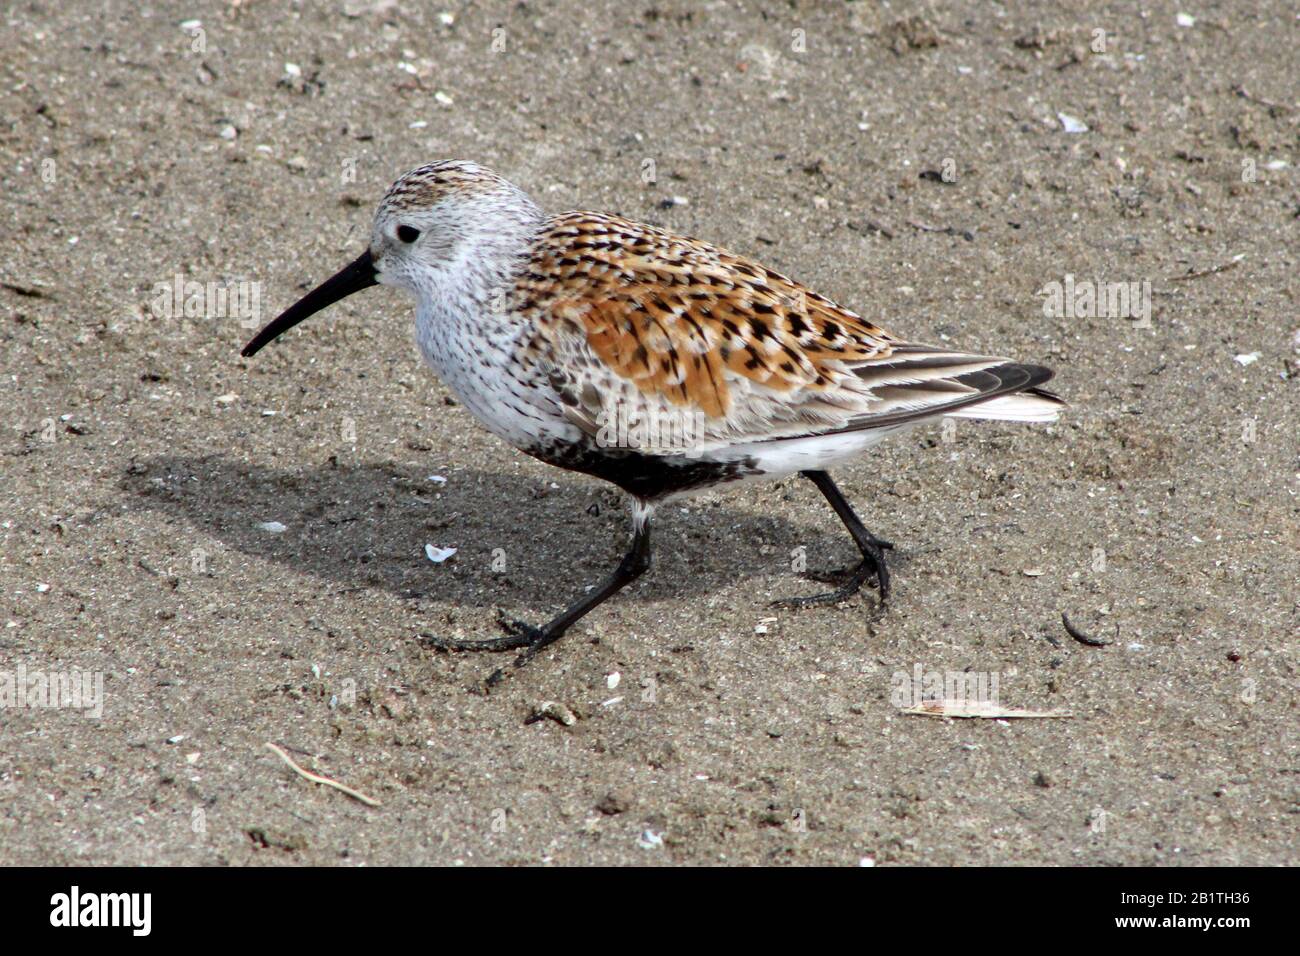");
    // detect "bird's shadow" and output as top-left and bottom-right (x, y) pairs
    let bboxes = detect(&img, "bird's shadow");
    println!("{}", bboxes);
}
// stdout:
(121, 454), (851, 607)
